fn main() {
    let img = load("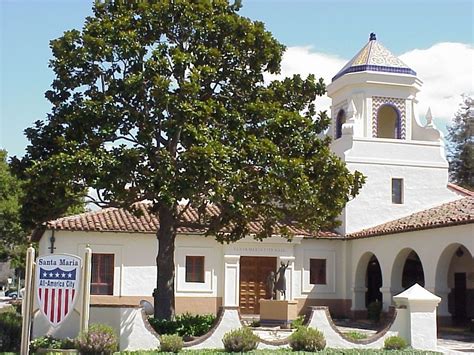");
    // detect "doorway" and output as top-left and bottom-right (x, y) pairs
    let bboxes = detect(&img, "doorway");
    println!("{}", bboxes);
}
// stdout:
(239, 256), (277, 314)
(453, 273), (467, 324)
